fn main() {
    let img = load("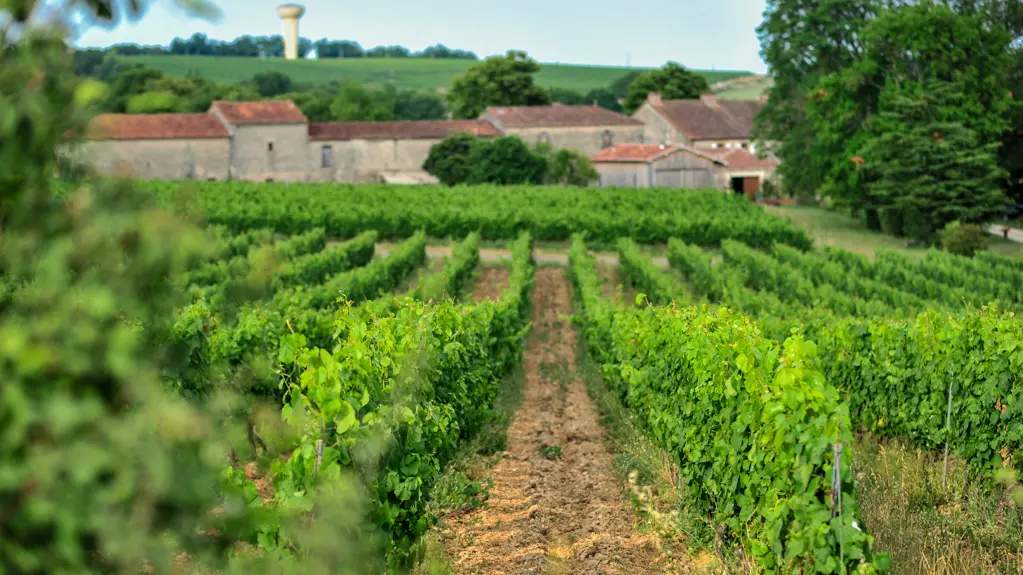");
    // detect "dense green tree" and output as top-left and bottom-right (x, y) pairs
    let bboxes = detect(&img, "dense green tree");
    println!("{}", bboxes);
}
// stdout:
(141, 74), (256, 112)
(583, 87), (623, 112)
(1002, 49), (1023, 204)
(394, 89), (447, 120)
(621, 62), (711, 114)
(366, 45), (411, 58)
(103, 64), (164, 112)
(447, 50), (552, 119)
(280, 89), (335, 121)
(755, 0), (881, 198)
(126, 90), (182, 113)
(417, 44), (478, 60)
(251, 71), (293, 97)
(609, 70), (643, 98)
(762, 0), (1016, 223)
(859, 2), (1013, 143)
(862, 81), (1009, 241)
(423, 132), (481, 185)
(466, 136), (548, 185)
(72, 47), (107, 76)
(550, 87), (586, 105)
(313, 38), (365, 58)
(534, 143), (599, 186)
(330, 79), (395, 121)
